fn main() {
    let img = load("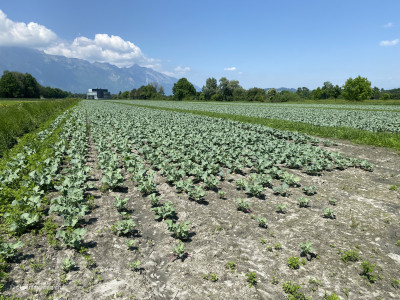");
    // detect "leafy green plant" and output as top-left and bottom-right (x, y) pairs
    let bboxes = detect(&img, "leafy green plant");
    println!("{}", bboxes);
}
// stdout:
(125, 239), (137, 250)
(128, 260), (141, 272)
(300, 242), (316, 259)
(340, 249), (359, 263)
(187, 186), (206, 202)
(328, 198), (337, 205)
(147, 193), (161, 207)
(274, 243), (283, 250)
(245, 271), (257, 287)
(218, 190), (226, 199)
(323, 207), (336, 219)
(324, 292), (341, 300)
(137, 174), (157, 195)
(113, 196), (128, 211)
(276, 203), (287, 214)
(391, 278), (400, 289)
(360, 261), (376, 283)
(165, 220), (190, 240)
(287, 256), (305, 269)
(111, 219), (136, 236)
(56, 228), (86, 249)
(0, 241), (24, 260)
(202, 273), (218, 282)
(151, 201), (176, 220)
(282, 281), (310, 300)
(297, 197), (310, 208)
(395, 240), (400, 246)
(172, 241), (187, 259)
(236, 198), (251, 213)
(302, 185), (316, 196)
(225, 261), (236, 273)
(235, 179), (248, 190)
(273, 183), (290, 196)
(257, 216), (268, 228)
(61, 258), (75, 273)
